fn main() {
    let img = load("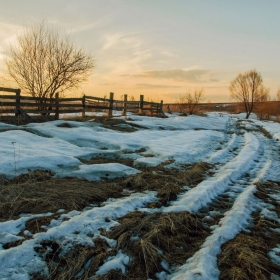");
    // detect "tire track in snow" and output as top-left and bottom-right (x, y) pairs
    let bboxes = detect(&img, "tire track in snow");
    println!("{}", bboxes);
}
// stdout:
(164, 132), (260, 213)
(168, 121), (277, 279)
(208, 117), (242, 165)
(169, 160), (272, 280)
(208, 133), (242, 165)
